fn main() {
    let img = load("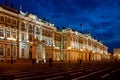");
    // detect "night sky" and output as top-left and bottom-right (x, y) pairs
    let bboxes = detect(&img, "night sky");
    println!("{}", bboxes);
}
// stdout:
(1, 0), (120, 53)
